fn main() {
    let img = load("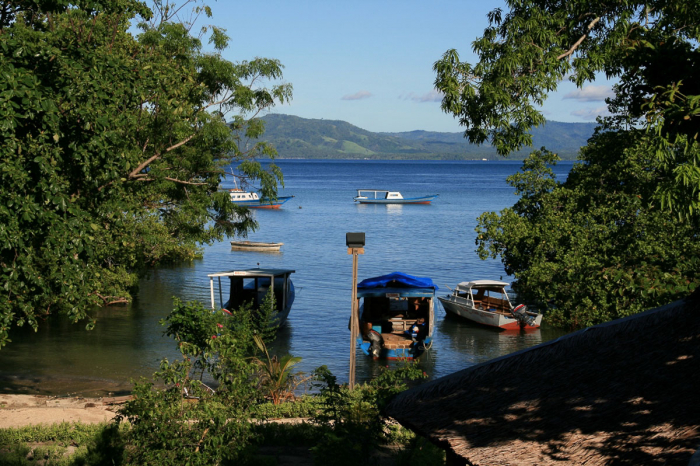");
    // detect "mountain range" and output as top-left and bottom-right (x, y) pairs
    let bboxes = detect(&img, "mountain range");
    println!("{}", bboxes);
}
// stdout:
(259, 114), (598, 160)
